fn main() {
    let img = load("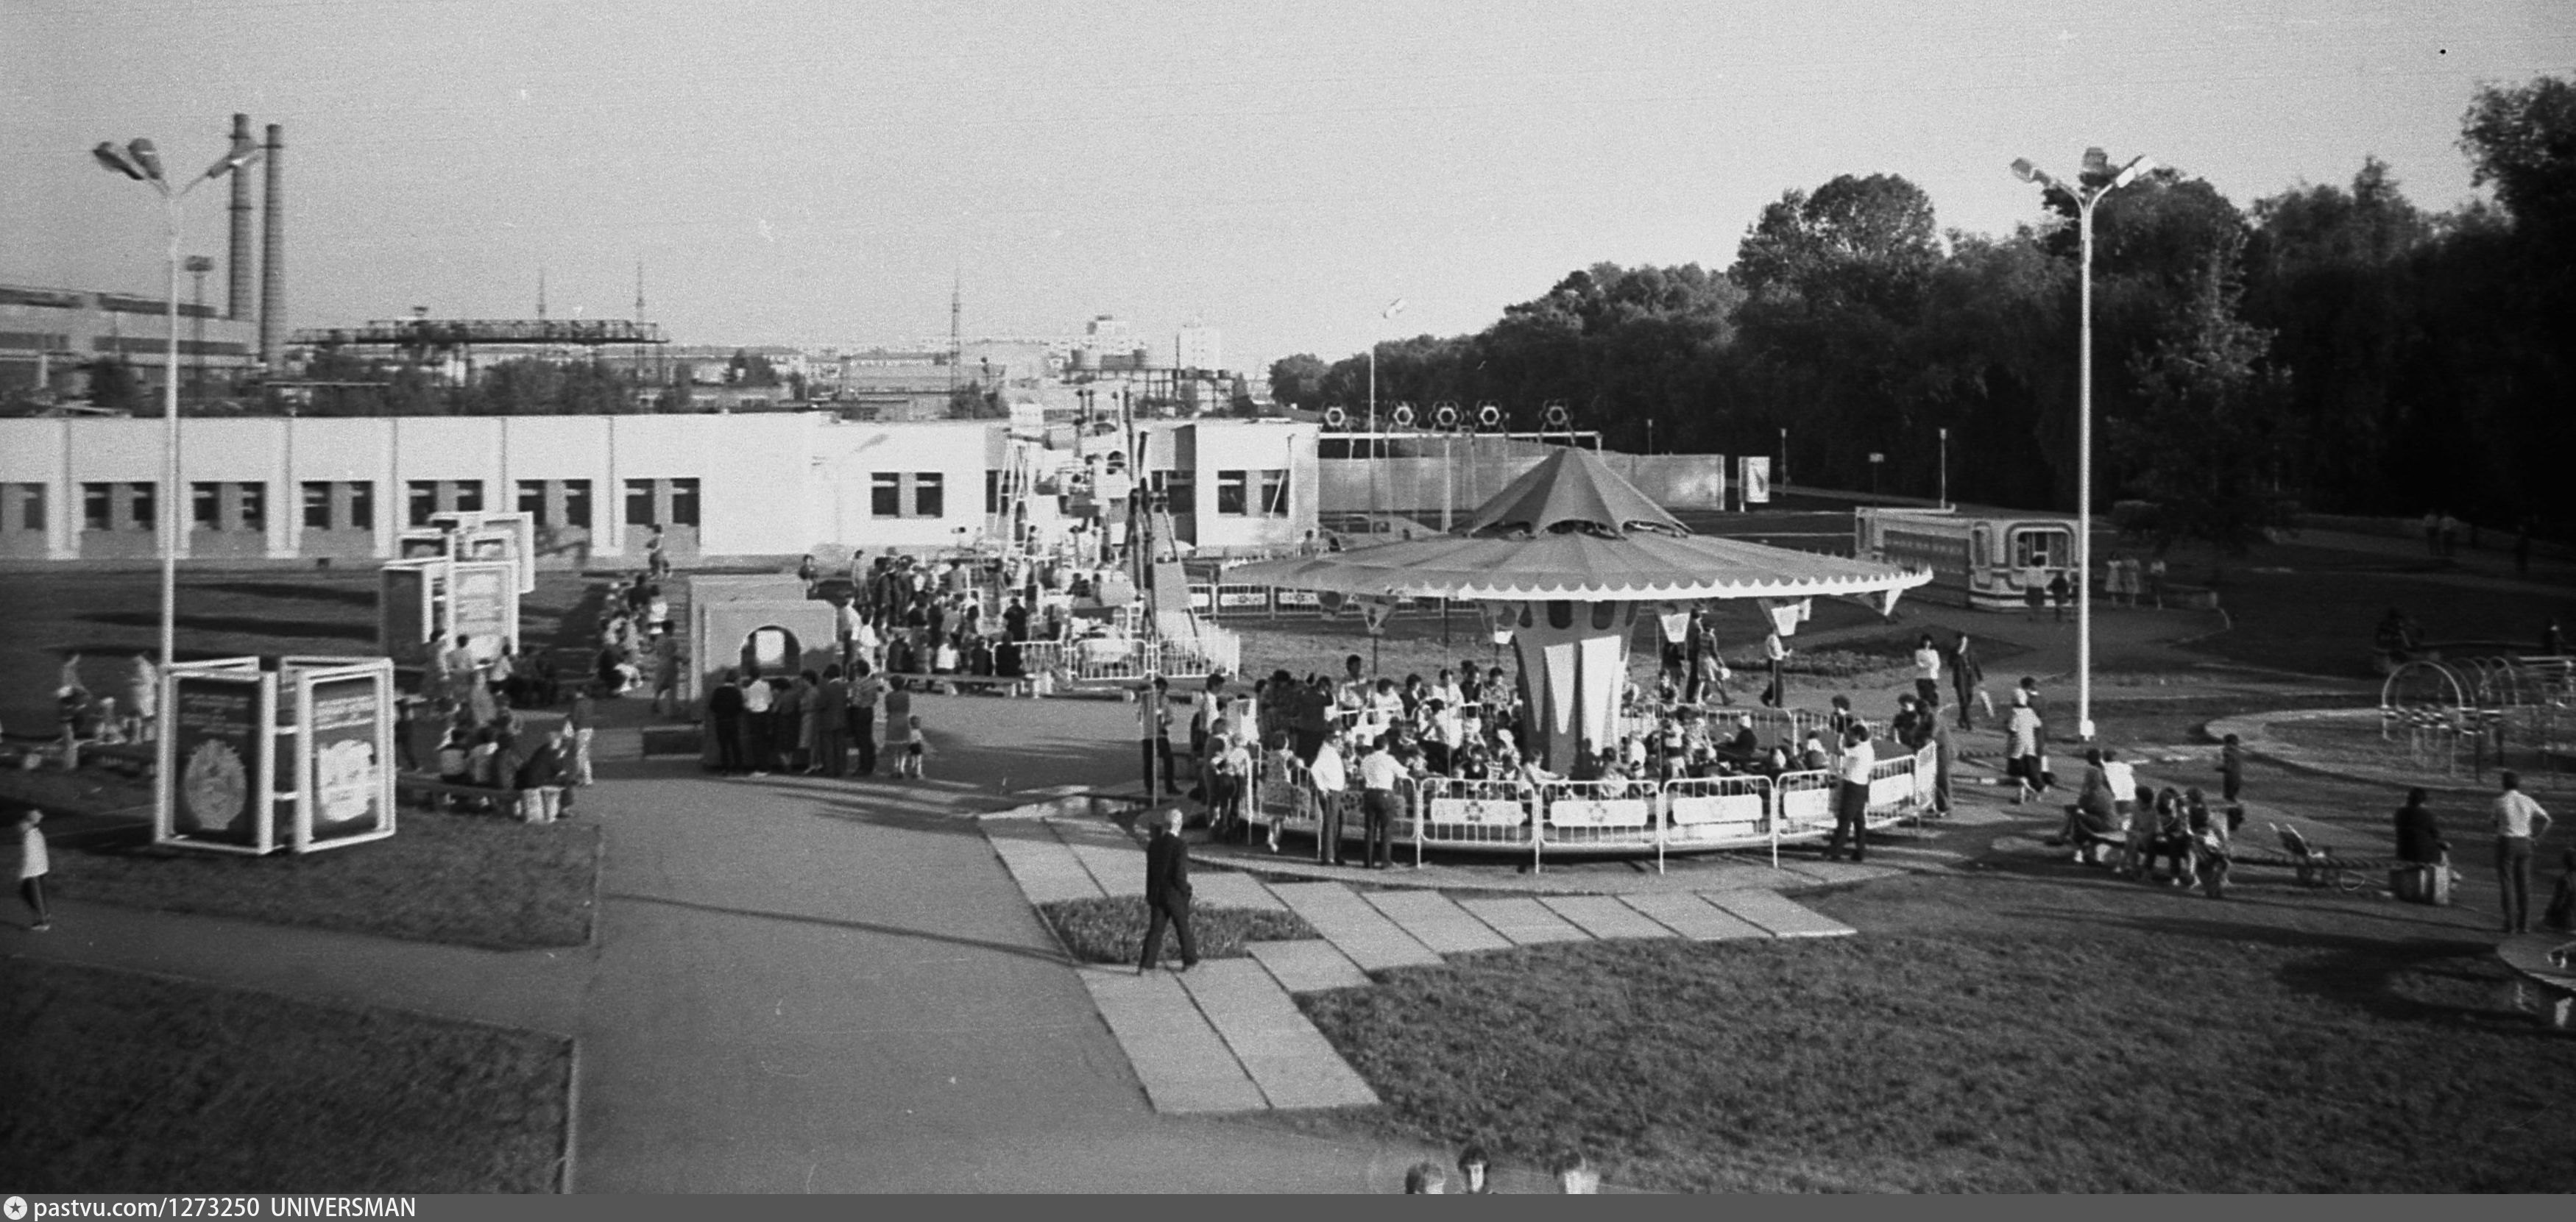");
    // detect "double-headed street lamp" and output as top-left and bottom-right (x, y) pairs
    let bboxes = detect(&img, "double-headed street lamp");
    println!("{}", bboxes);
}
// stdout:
(93, 134), (264, 721)
(2011, 146), (2151, 742)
